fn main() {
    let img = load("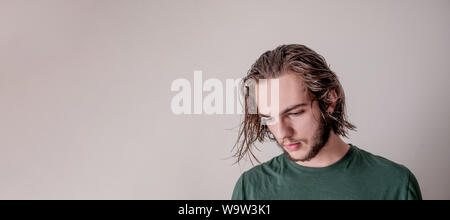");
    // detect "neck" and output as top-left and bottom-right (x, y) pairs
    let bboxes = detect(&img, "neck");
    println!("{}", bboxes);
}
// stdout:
(296, 131), (350, 168)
